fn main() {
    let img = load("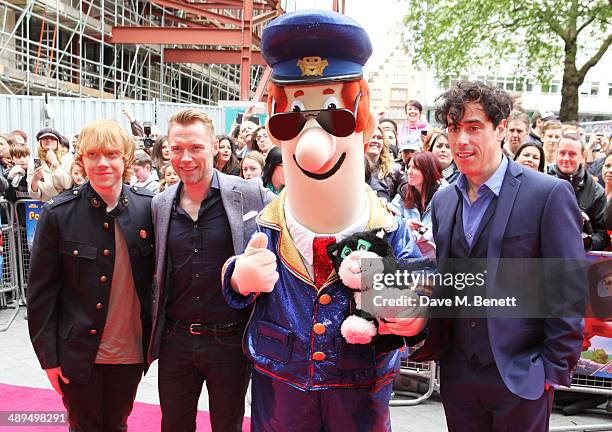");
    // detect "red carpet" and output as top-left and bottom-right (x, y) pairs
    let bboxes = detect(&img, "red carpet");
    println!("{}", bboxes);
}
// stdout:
(0, 383), (251, 431)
